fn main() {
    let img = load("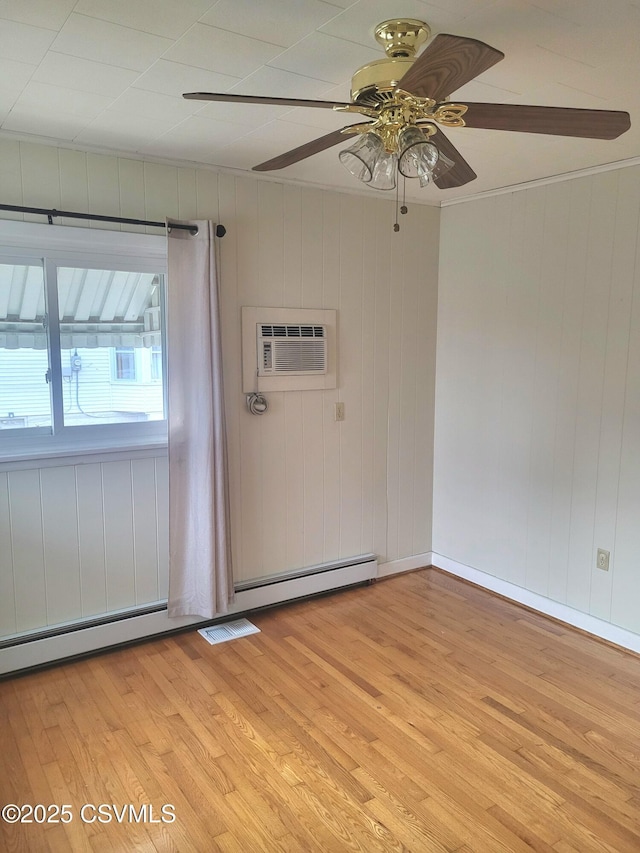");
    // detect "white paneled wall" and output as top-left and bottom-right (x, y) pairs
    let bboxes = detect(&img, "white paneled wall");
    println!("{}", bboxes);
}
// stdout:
(0, 455), (169, 637)
(217, 171), (438, 581)
(0, 140), (438, 639)
(435, 166), (640, 637)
